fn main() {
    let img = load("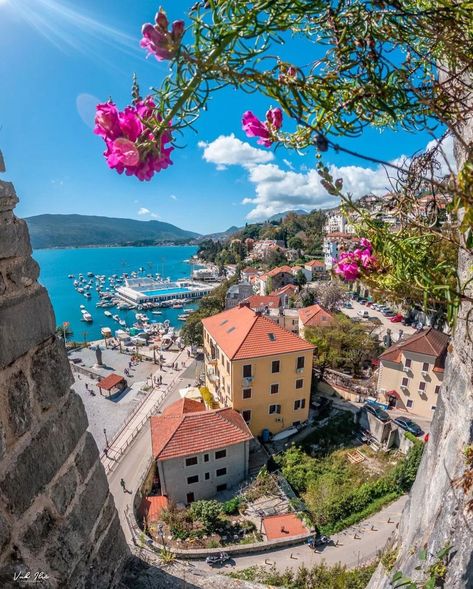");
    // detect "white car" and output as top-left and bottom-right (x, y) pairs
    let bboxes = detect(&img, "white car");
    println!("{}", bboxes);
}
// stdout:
(357, 310), (370, 319)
